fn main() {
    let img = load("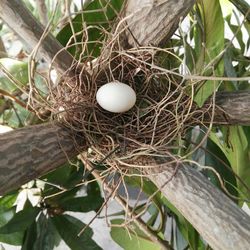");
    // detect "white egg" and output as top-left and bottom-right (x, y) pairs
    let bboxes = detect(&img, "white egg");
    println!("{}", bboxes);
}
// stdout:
(96, 81), (136, 113)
